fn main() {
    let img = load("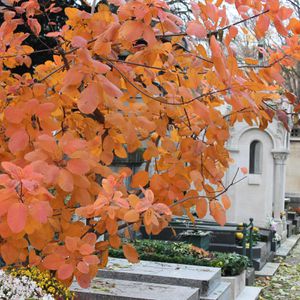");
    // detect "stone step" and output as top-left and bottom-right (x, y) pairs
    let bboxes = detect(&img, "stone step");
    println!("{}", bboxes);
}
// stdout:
(276, 234), (300, 257)
(236, 287), (261, 300)
(71, 278), (199, 300)
(98, 258), (221, 296)
(200, 282), (231, 300)
(255, 262), (280, 277)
